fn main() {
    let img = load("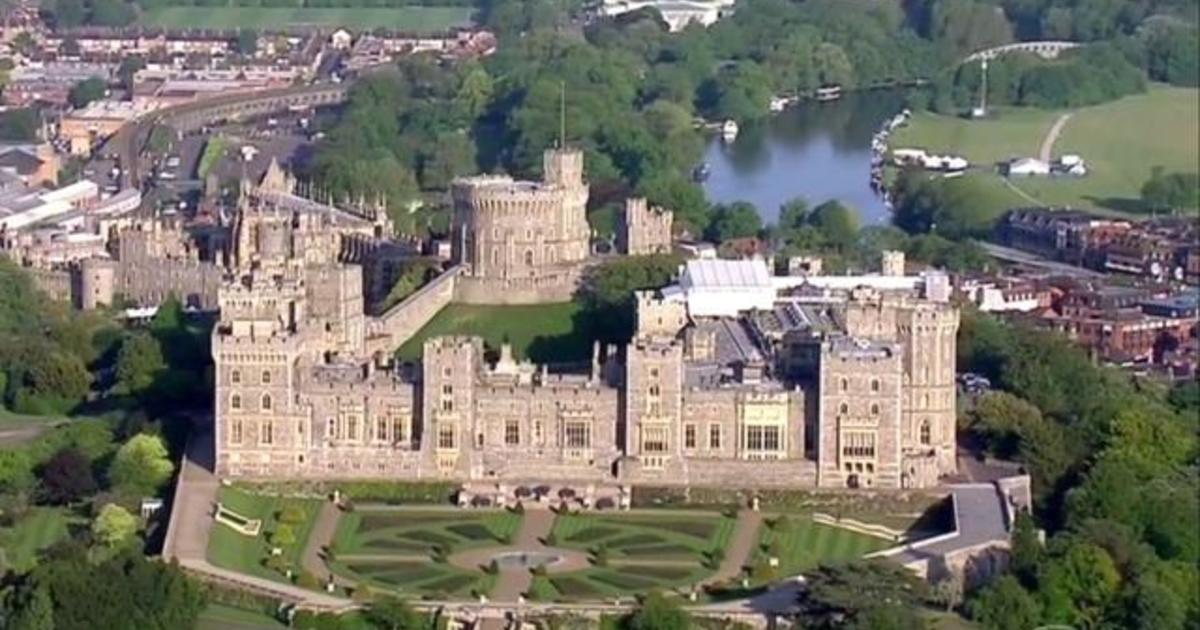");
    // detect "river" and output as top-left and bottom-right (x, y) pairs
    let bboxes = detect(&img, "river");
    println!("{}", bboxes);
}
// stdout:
(700, 89), (911, 226)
